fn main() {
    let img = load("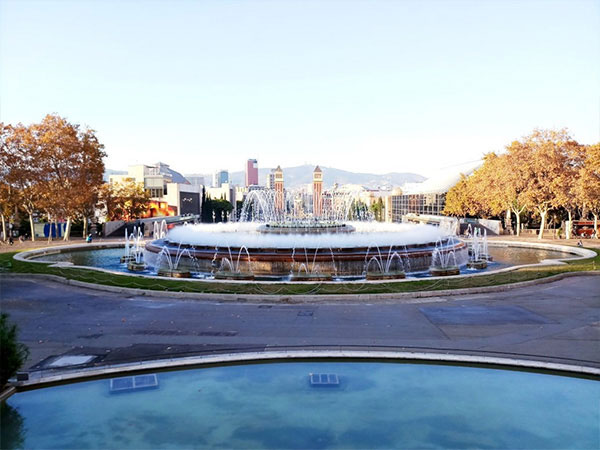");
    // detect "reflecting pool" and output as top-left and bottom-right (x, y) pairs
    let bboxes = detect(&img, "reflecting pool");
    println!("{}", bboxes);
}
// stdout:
(30, 245), (573, 279)
(2, 362), (598, 449)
